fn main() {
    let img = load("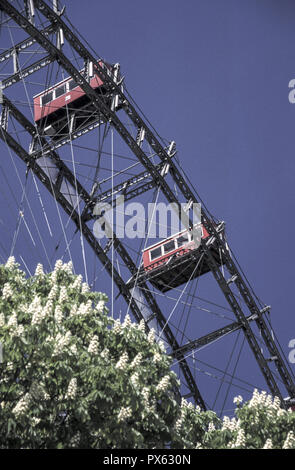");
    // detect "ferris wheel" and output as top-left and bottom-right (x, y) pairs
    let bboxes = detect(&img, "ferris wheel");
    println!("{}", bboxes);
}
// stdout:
(0, 0), (294, 415)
